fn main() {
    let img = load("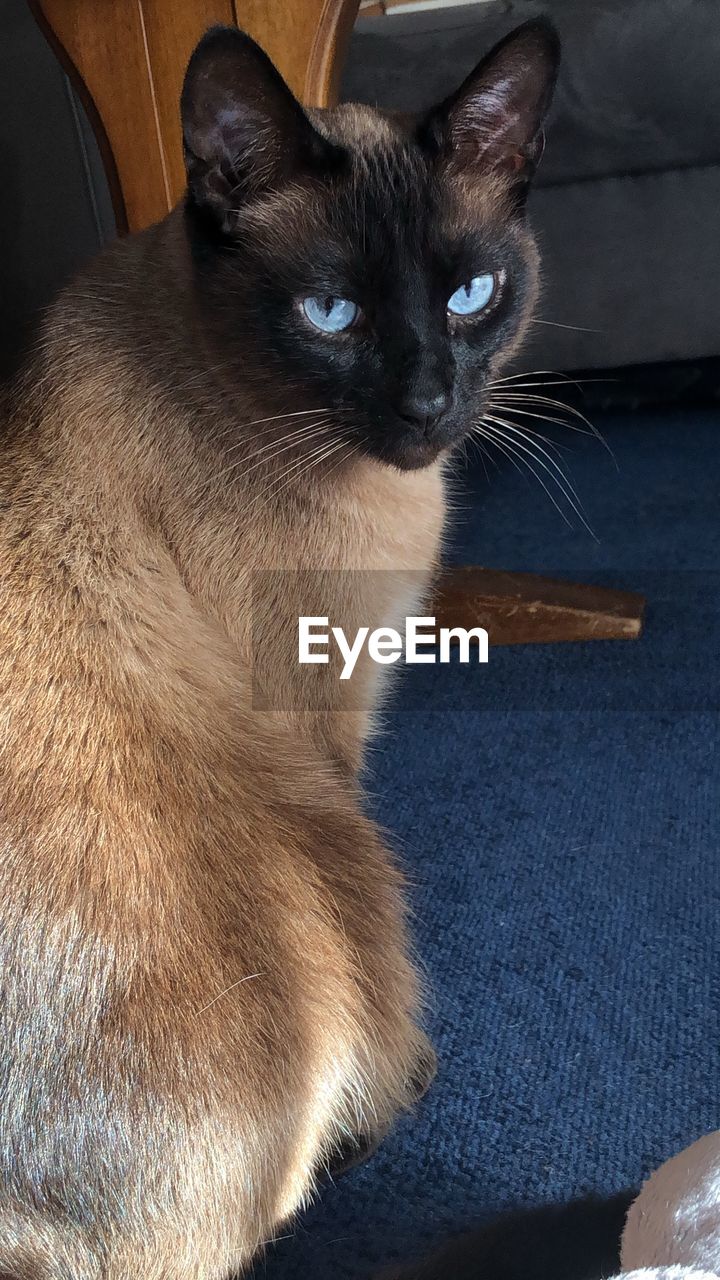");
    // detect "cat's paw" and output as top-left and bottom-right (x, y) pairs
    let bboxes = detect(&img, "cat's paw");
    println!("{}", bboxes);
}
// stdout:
(320, 1039), (436, 1182)
(322, 1122), (393, 1182)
